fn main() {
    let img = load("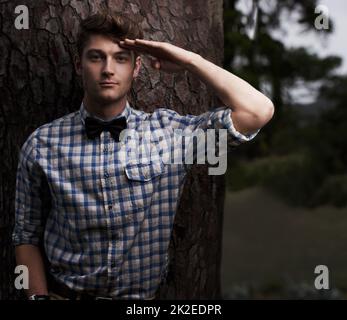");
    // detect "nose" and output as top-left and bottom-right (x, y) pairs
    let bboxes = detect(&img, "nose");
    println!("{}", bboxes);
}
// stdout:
(101, 57), (114, 77)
